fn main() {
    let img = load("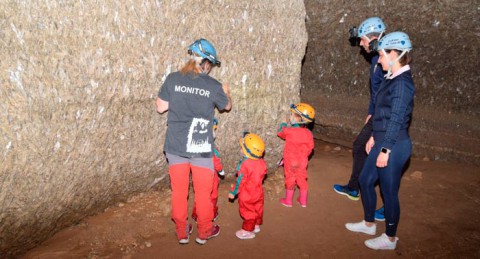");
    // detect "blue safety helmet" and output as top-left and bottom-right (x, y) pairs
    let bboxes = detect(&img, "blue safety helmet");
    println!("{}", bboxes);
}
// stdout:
(378, 32), (412, 52)
(188, 38), (221, 66)
(358, 17), (386, 39)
